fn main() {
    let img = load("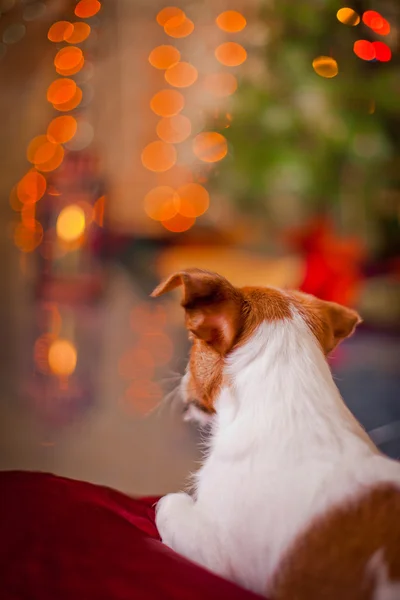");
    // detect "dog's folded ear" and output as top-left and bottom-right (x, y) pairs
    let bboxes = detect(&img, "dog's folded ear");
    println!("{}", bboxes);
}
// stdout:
(151, 269), (243, 355)
(323, 301), (362, 352)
